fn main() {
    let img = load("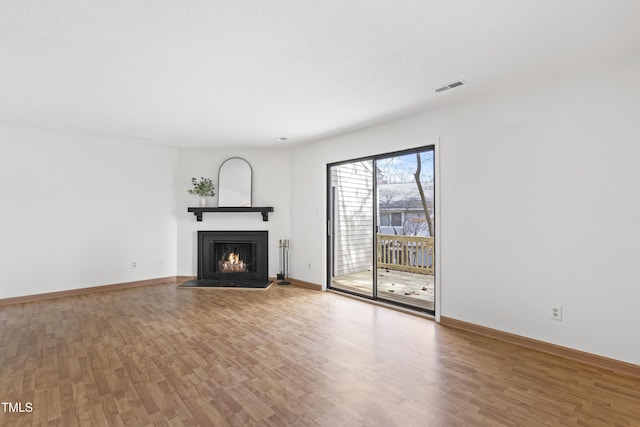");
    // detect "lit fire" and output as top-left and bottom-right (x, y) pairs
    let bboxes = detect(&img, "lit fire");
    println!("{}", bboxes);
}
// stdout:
(221, 252), (246, 273)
